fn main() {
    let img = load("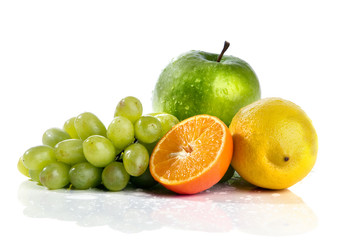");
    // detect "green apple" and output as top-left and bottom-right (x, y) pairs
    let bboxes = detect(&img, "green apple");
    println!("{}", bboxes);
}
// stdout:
(152, 41), (261, 126)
